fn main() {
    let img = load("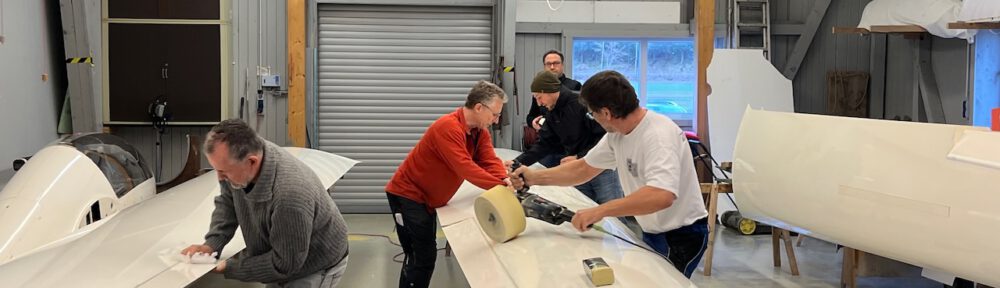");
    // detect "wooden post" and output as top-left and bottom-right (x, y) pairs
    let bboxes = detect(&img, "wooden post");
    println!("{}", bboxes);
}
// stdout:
(842, 247), (858, 288)
(696, 0), (715, 148)
(287, 0), (306, 147)
(773, 228), (782, 267)
(702, 183), (720, 276)
(781, 229), (801, 275)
